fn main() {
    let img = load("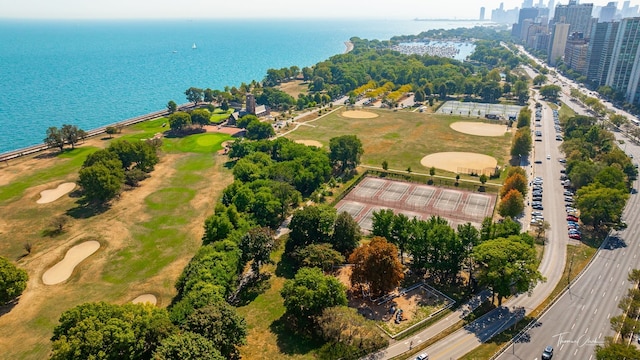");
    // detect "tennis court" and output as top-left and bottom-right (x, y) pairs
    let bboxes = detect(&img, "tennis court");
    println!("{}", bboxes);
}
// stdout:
(437, 101), (523, 119)
(337, 177), (496, 232)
